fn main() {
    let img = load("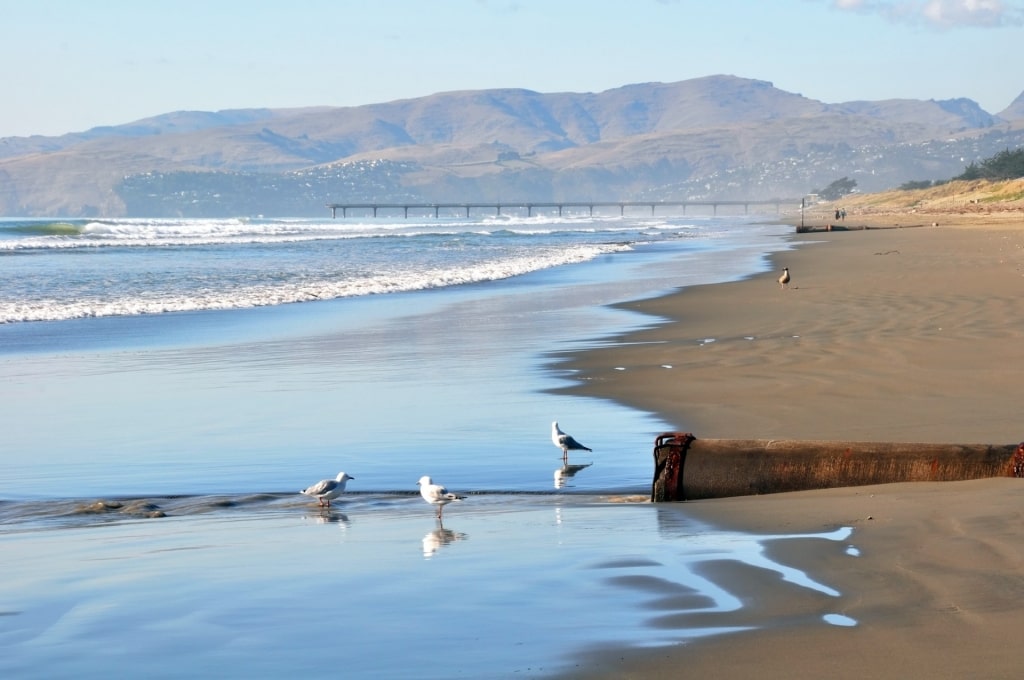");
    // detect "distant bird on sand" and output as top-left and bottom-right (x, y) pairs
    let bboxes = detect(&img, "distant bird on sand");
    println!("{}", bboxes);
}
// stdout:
(778, 267), (791, 289)
(301, 471), (355, 508)
(417, 476), (466, 520)
(552, 421), (592, 462)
